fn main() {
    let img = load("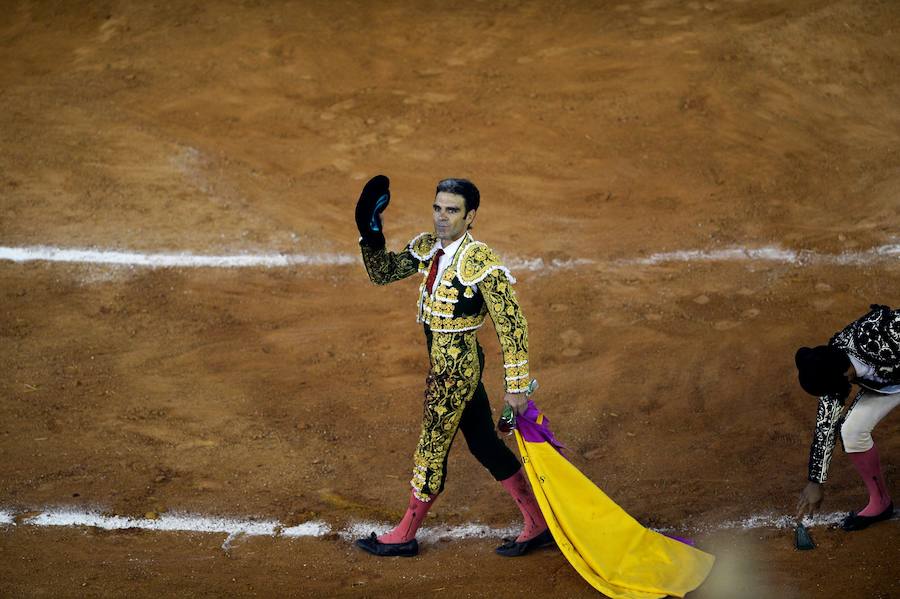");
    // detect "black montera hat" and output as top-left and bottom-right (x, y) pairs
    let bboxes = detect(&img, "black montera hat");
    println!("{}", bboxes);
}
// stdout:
(795, 345), (852, 397)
